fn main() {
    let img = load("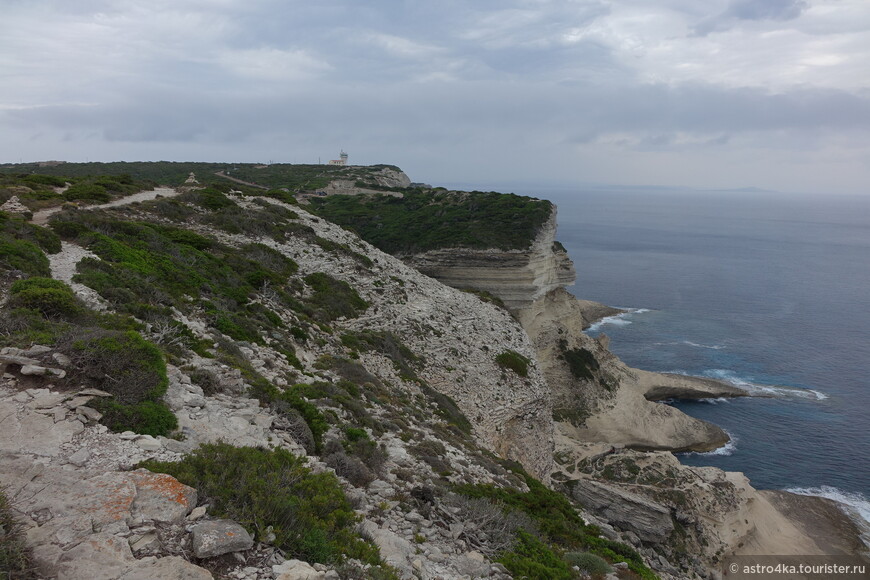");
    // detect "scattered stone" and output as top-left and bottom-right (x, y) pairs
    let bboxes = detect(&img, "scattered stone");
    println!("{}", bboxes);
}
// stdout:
(25, 345), (52, 356)
(272, 559), (325, 580)
(68, 449), (91, 467)
(135, 435), (163, 451)
(129, 532), (159, 552)
(76, 406), (103, 422)
(78, 387), (112, 397)
(191, 520), (253, 558)
(20, 364), (49, 376)
(187, 505), (208, 521)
